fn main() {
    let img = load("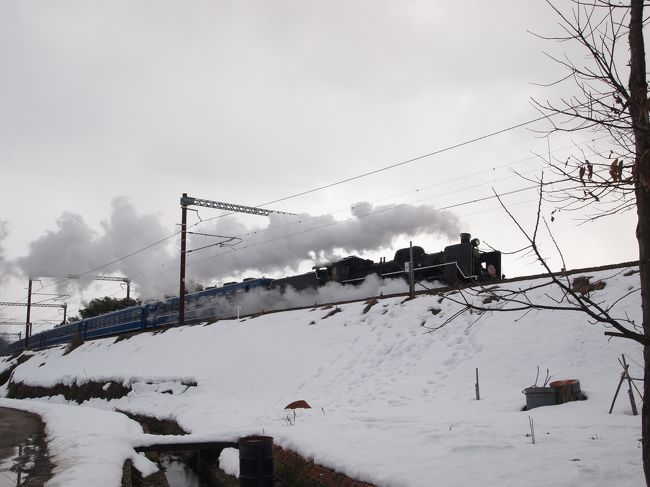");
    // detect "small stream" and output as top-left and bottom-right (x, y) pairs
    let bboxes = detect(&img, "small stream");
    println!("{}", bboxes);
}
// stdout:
(0, 447), (20, 487)
(160, 454), (212, 487)
(0, 441), (38, 487)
